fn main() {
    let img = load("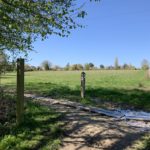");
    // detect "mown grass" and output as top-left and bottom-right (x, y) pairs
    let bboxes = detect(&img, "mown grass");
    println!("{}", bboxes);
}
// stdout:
(0, 98), (64, 150)
(1, 70), (150, 111)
